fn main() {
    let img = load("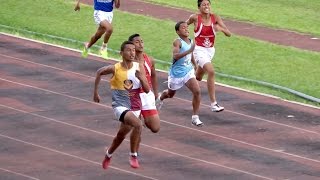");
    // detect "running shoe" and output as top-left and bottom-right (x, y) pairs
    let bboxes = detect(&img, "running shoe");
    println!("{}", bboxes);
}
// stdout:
(211, 102), (224, 112)
(102, 155), (111, 169)
(100, 46), (108, 60)
(82, 43), (89, 58)
(155, 93), (163, 110)
(191, 115), (203, 127)
(129, 156), (140, 168)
